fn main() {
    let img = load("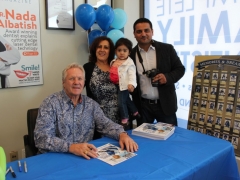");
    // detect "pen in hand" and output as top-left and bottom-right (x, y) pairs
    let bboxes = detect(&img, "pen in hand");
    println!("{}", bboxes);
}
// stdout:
(18, 160), (22, 172)
(24, 161), (27, 173)
(10, 166), (16, 178)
